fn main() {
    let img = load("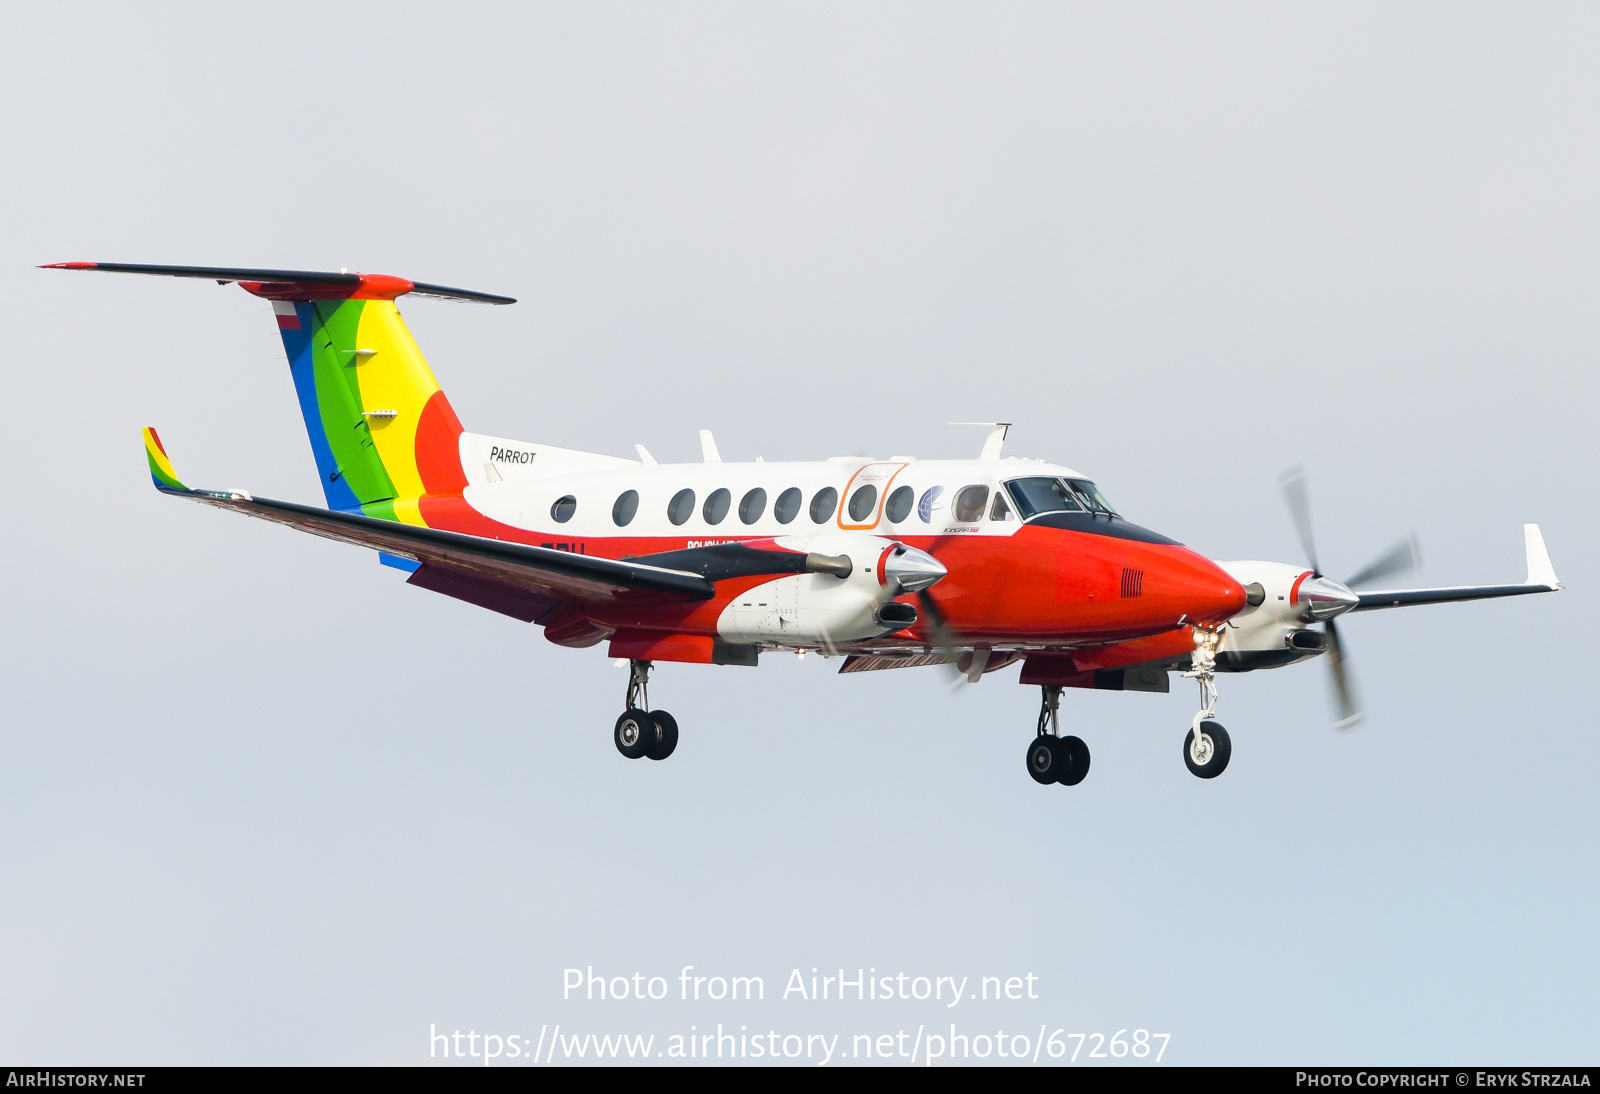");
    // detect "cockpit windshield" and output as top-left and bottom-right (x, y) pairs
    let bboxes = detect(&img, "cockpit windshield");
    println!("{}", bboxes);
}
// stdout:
(1004, 477), (1084, 519)
(1004, 476), (1120, 519)
(1065, 478), (1118, 516)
